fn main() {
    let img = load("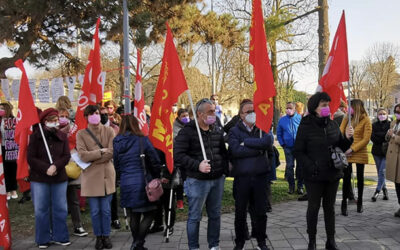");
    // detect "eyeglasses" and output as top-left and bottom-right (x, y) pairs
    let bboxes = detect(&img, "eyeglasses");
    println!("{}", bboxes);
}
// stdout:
(195, 98), (213, 112)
